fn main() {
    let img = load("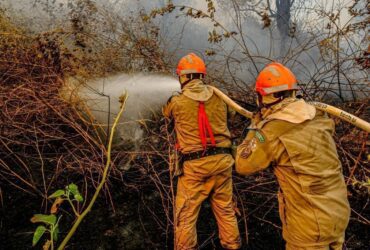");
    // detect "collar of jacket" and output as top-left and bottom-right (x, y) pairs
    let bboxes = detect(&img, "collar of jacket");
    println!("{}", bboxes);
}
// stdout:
(182, 79), (214, 102)
(257, 98), (316, 129)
